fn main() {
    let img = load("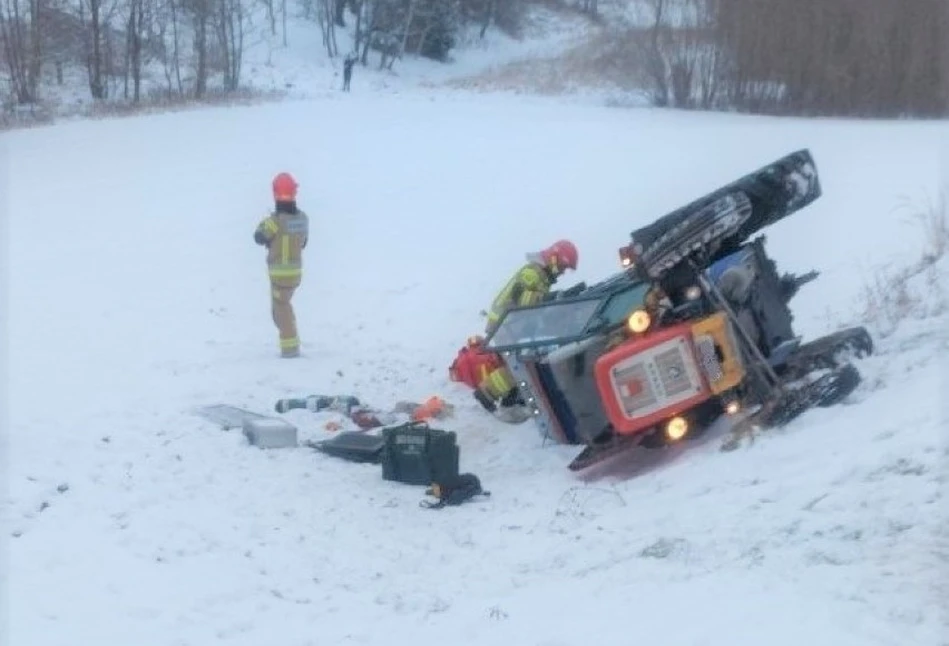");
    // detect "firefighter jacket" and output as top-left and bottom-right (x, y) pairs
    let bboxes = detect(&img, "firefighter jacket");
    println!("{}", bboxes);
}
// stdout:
(449, 344), (514, 401)
(254, 209), (309, 286)
(485, 262), (553, 334)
